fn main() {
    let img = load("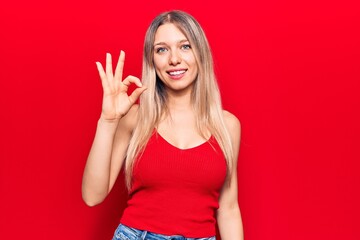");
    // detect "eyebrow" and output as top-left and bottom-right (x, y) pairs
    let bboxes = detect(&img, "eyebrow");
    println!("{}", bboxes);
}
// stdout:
(154, 39), (189, 46)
